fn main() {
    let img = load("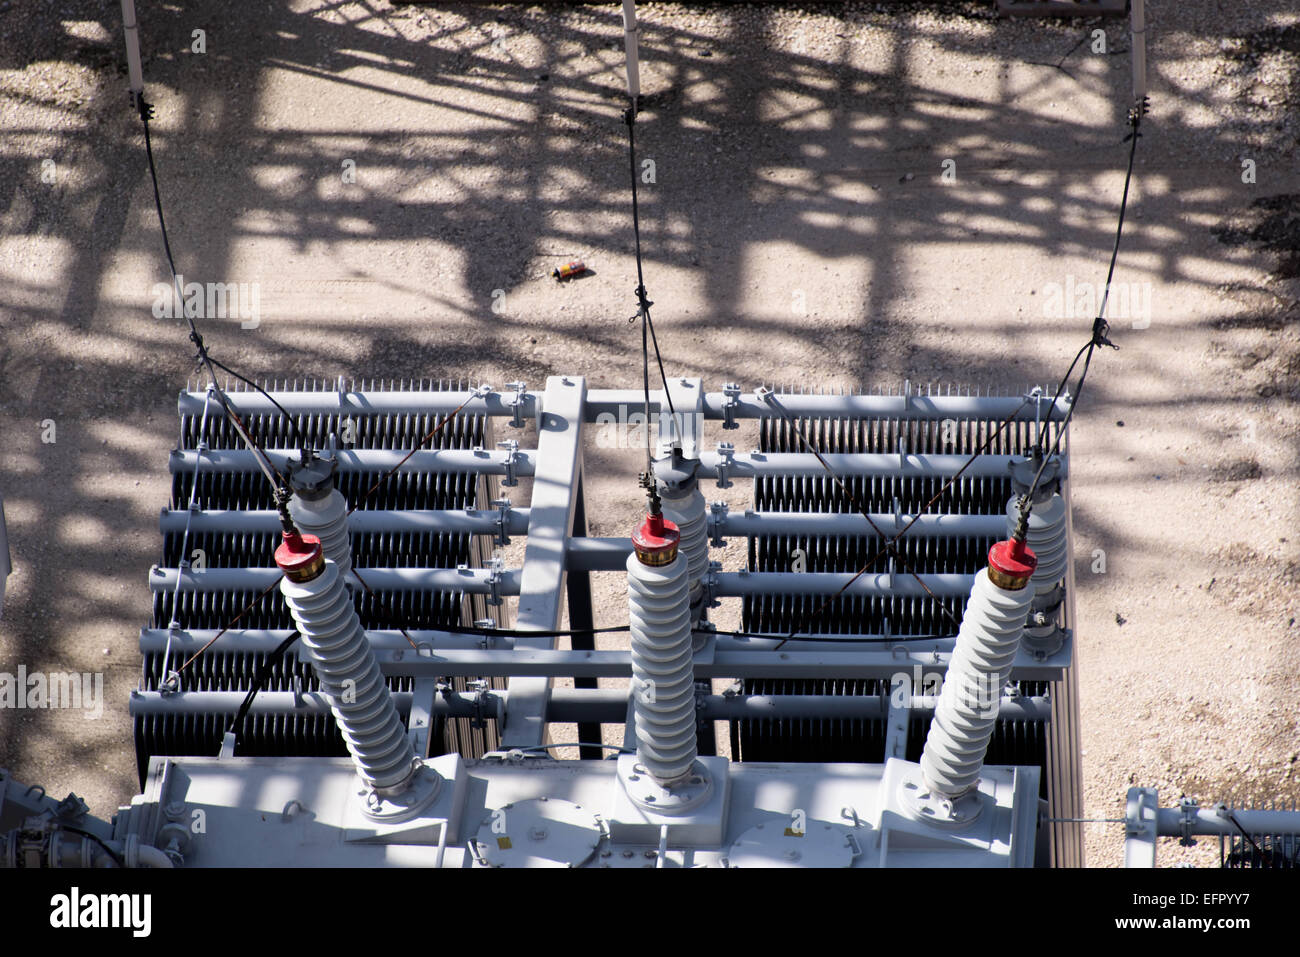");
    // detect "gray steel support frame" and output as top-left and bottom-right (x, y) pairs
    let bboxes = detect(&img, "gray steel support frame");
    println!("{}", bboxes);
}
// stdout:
(181, 387), (1069, 426)
(138, 630), (1069, 681)
(169, 447), (534, 476)
(500, 376), (587, 748)
(565, 474), (602, 759)
(157, 507), (1007, 539)
(127, 689), (1051, 724)
(1123, 786), (1300, 868)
